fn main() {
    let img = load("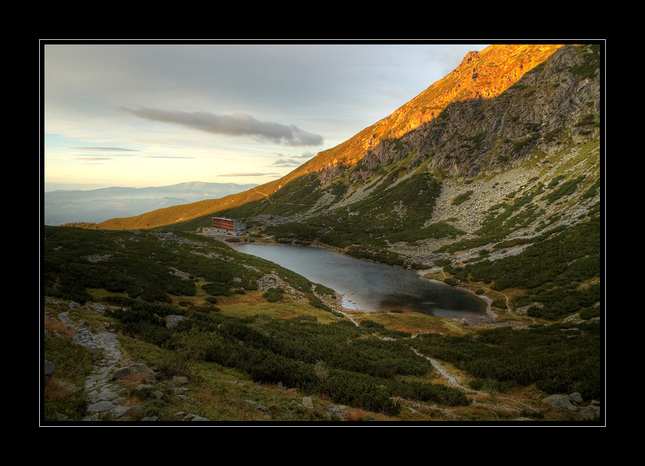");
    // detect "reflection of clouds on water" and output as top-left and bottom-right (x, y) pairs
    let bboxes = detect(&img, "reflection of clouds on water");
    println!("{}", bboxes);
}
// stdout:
(236, 243), (486, 317)
(379, 289), (486, 317)
(342, 297), (359, 309)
